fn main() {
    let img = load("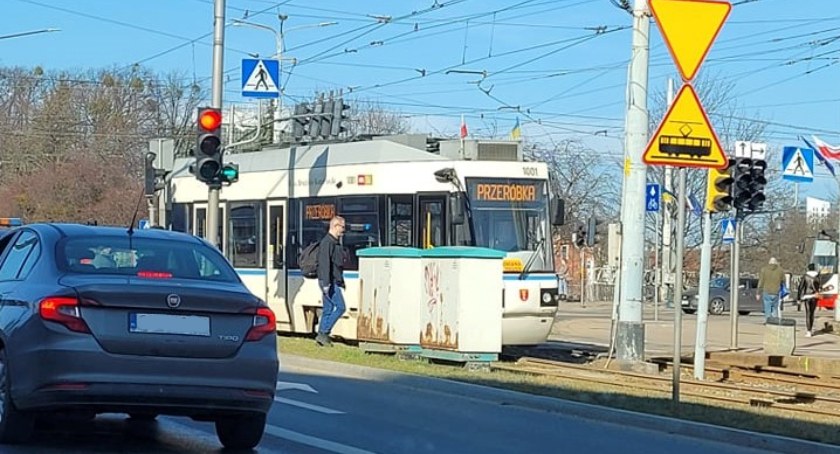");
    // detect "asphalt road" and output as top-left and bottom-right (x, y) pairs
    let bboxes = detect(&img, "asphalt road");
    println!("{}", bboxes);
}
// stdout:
(4, 356), (805, 454)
